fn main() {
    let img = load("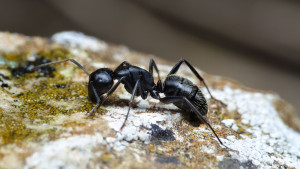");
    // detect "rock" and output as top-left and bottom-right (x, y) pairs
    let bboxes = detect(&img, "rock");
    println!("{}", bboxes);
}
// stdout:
(0, 31), (299, 169)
